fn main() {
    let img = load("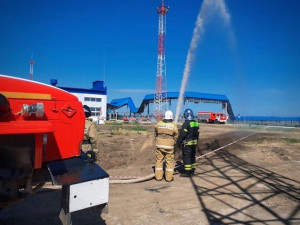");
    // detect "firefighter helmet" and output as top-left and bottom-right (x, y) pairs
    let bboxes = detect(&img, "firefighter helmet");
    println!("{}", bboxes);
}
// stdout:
(164, 110), (173, 120)
(183, 108), (194, 120)
(83, 105), (91, 118)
